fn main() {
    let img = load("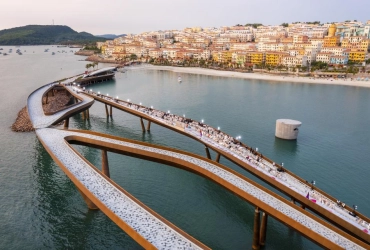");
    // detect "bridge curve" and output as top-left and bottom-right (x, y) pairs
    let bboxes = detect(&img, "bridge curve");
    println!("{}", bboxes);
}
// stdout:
(37, 128), (369, 249)
(27, 83), (94, 128)
(79, 87), (370, 244)
(25, 75), (370, 249)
